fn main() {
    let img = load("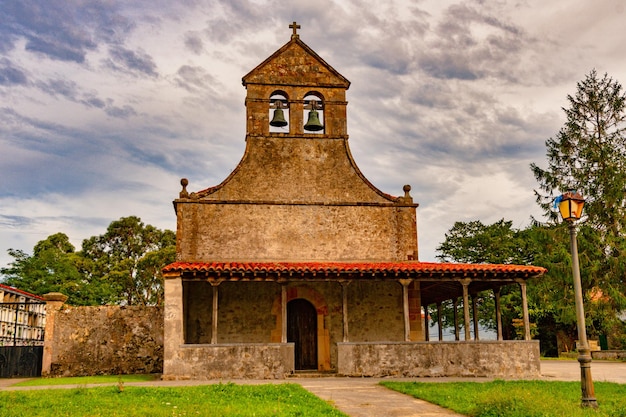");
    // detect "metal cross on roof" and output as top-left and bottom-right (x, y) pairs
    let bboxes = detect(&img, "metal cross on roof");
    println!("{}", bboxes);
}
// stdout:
(289, 21), (301, 38)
